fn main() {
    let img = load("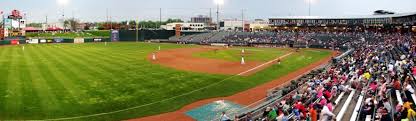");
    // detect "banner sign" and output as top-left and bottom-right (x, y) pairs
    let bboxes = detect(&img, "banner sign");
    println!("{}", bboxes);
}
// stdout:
(111, 30), (119, 42)
(94, 38), (102, 42)
(40, 39), (47, 43)
(29, 39), (39, 44)
(74, 38), (85, 43)
(54, 38), (64, 43)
